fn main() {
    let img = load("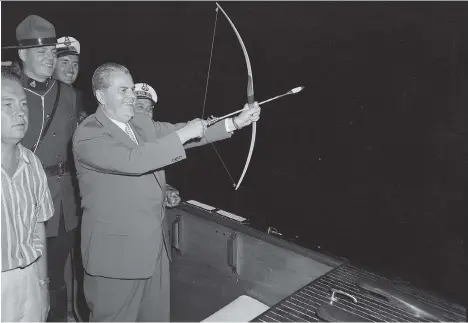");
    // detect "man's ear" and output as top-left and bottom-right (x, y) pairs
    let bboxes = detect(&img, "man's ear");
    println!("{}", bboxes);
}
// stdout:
(18, 49), (27, 62)
(95, 89), (105, 105)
